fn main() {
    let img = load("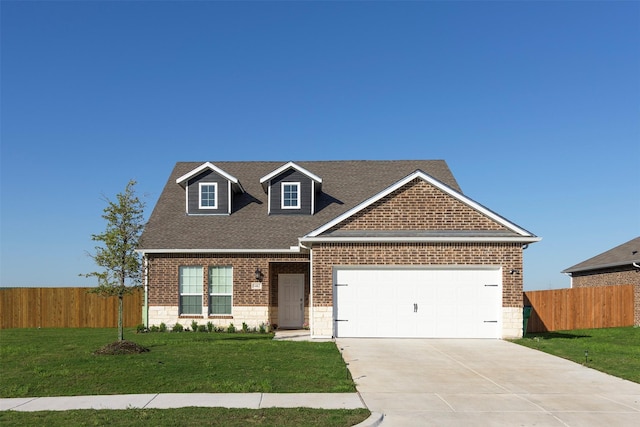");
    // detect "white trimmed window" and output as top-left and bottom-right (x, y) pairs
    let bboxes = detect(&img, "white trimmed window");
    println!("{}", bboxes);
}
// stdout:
(281, 182), (300, 209)
(179, 266), (203, 315)
(209, 266), (233, 315)
(199, 183), (218, 209)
